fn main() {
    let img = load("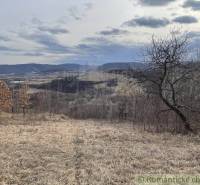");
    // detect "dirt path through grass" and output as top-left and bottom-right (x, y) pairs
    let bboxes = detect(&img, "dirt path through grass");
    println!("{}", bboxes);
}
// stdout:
(0, 116), (200, 185)
(72, 120), (200, 185)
